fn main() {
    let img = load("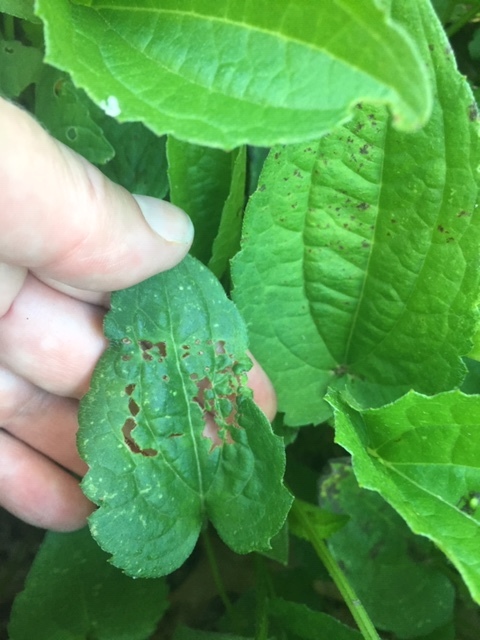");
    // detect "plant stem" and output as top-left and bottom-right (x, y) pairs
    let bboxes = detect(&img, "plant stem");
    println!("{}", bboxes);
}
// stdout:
(254, 555), (271, 640)
(291, 500), (381, 640)
(446, 2), (480, 36)
(201, 528), (234, 619)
